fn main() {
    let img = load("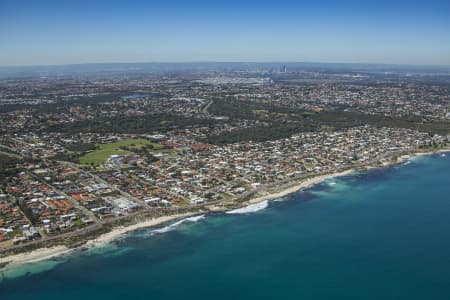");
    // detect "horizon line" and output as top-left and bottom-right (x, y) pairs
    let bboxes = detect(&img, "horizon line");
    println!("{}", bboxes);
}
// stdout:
(1, 60), (450, 69)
